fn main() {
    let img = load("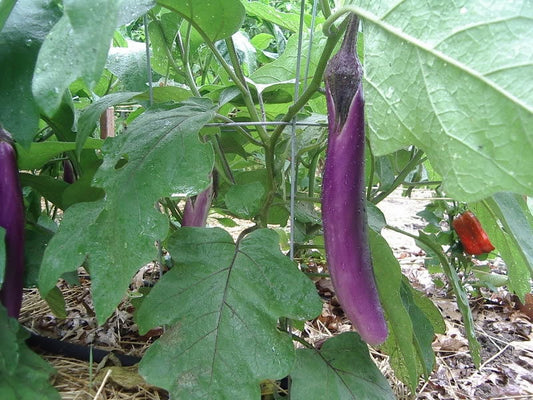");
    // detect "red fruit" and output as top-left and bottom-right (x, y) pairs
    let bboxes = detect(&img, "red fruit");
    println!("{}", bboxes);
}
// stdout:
(452, 211), (495, 255)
